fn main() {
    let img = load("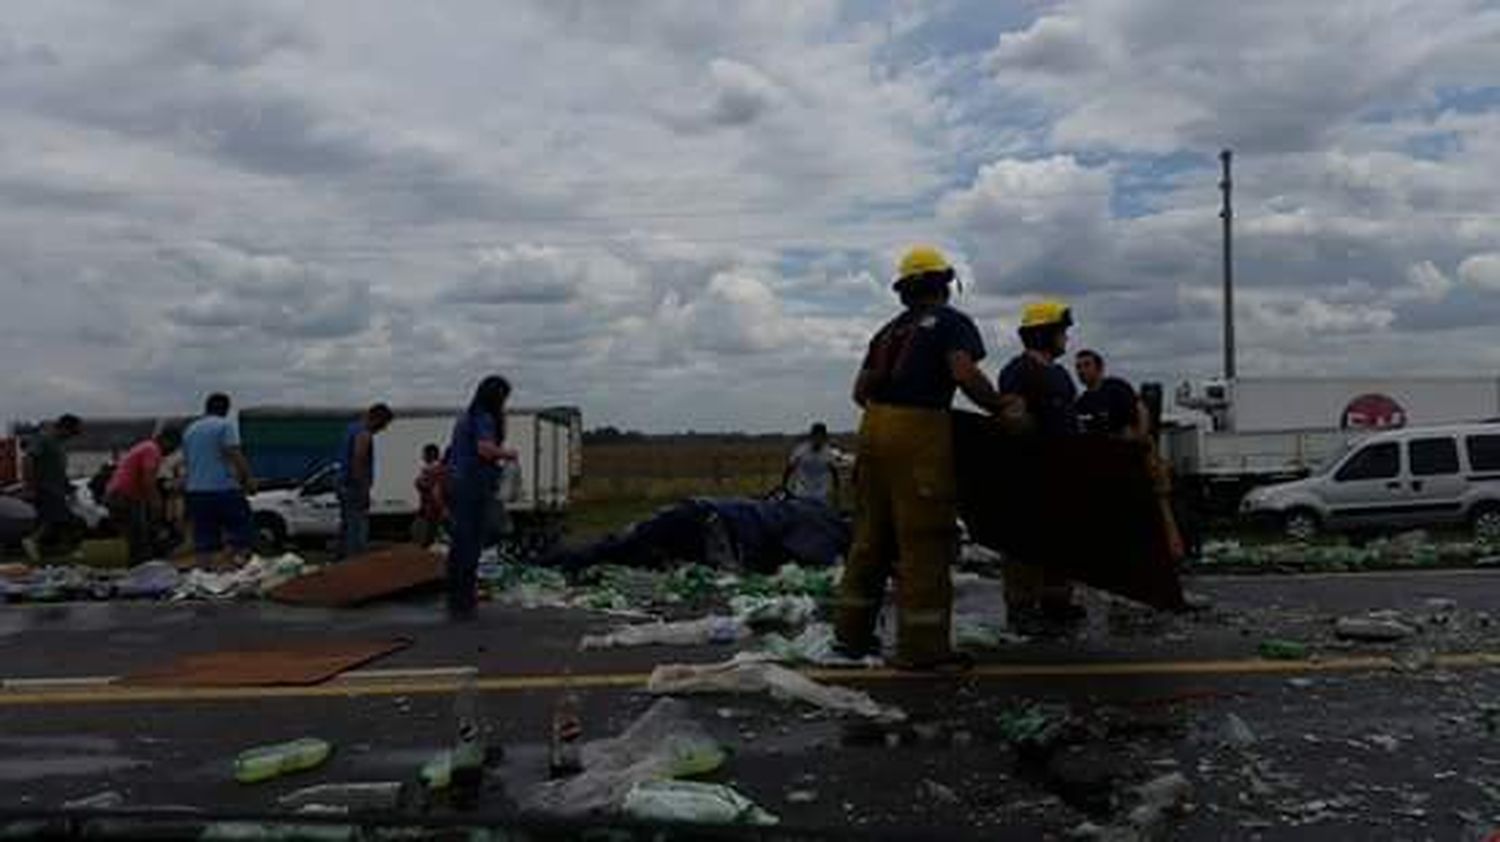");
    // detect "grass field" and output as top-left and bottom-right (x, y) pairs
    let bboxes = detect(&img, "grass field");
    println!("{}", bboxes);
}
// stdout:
(566, 435), (856, 541)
